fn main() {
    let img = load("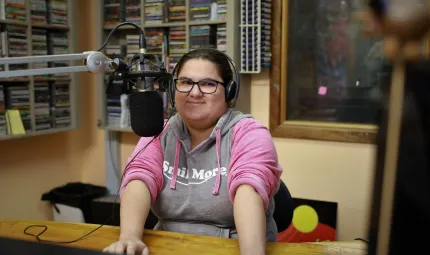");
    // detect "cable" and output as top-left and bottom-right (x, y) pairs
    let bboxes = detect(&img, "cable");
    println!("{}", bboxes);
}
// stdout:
(354, 238), (369, 244)
(24, 113), (173, 245)
(97, 22), (145, 52)
(24, 221), (108, 244)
